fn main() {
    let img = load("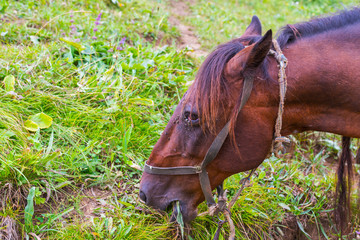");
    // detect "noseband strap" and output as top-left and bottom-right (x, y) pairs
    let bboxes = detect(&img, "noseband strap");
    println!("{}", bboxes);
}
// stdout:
(143, 163), (202, 175)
